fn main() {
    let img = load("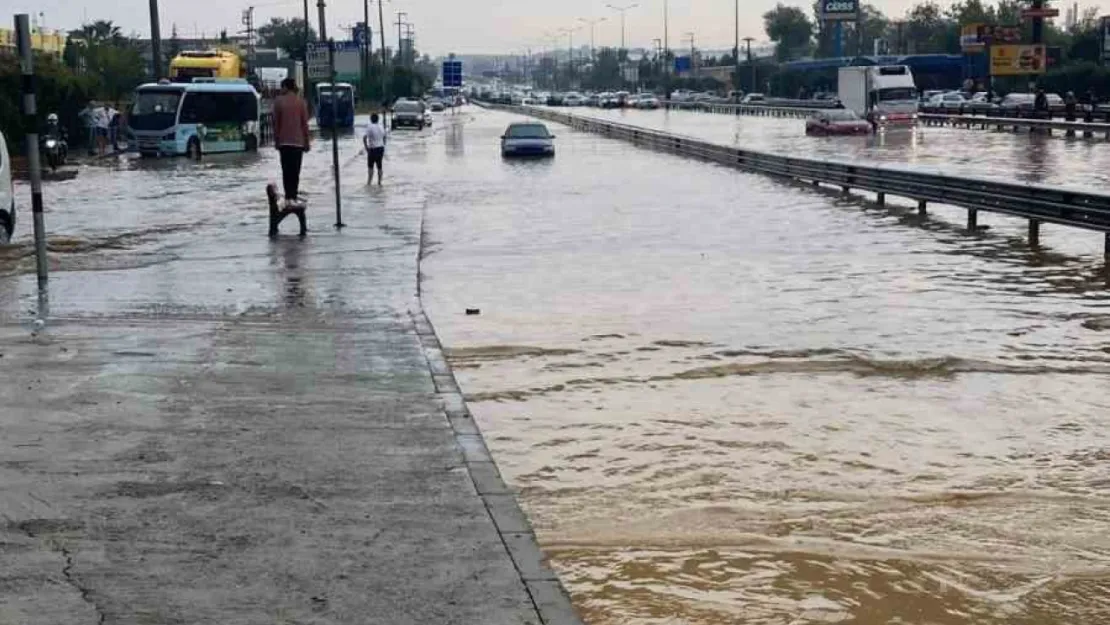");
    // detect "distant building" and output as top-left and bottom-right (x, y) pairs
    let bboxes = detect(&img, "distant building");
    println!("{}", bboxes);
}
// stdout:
(0, 27), (66, 55)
